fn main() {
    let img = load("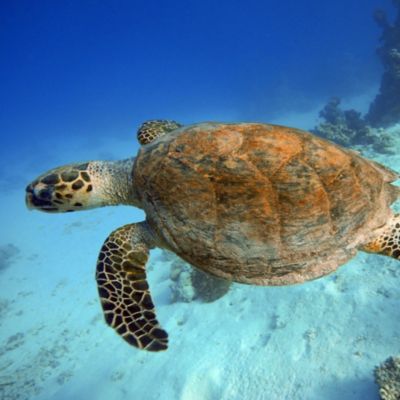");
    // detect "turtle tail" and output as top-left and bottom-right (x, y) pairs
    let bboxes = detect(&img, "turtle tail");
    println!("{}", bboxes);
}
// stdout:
(362, 213), (400, 260)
